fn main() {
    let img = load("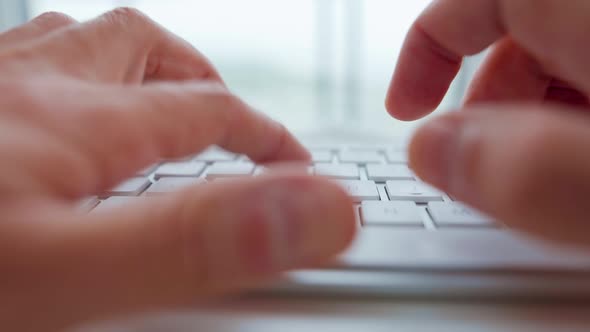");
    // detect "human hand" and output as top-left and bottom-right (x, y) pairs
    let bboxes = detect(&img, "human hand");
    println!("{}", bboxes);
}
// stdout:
(0, 9), (355, 331)
(387, 0), (590, 248)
